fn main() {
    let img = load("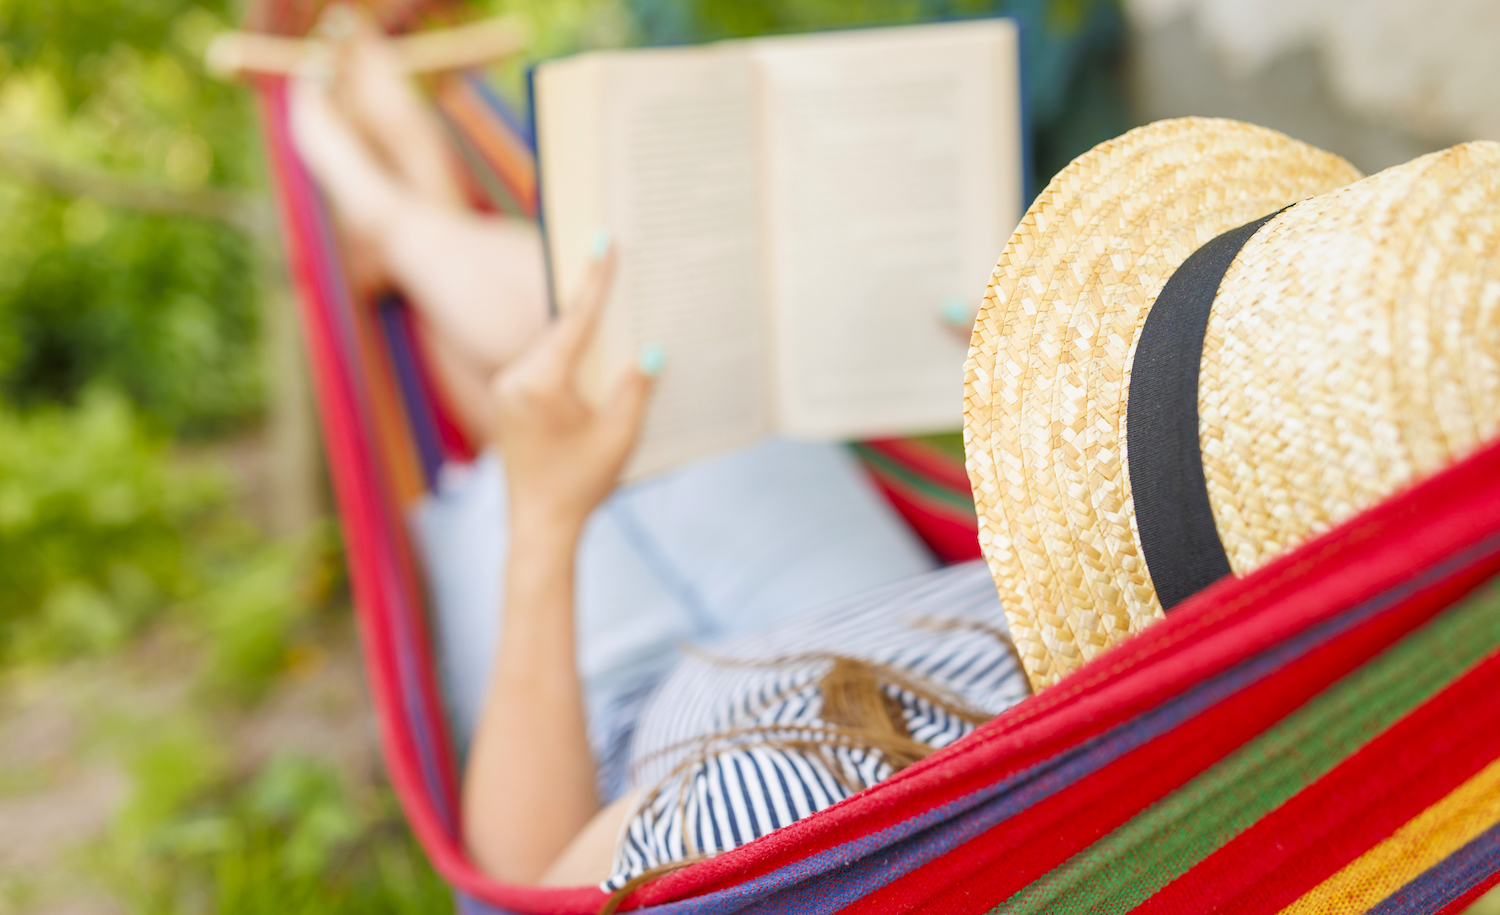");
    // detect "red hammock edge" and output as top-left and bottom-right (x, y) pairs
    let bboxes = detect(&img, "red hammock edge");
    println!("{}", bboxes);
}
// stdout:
(622, 432), (1500, 909)
(257, 75), (1500, 914)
